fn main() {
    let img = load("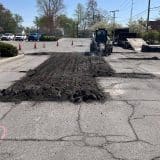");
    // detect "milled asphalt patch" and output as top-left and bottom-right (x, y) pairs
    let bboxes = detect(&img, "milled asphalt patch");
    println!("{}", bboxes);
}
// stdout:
(120, 56), (160, 60)
(113, 72), (156, 79)
(0, 52), (114, 103)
